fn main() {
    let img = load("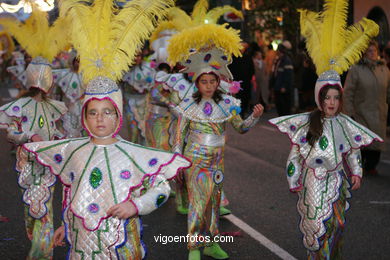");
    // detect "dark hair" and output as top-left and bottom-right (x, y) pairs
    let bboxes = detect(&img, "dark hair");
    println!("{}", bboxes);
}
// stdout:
(306, 84), (343, 146)
(193, 72), (223, 104)
(20, 87), (47, 100)
(157, 63), (171, 73)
